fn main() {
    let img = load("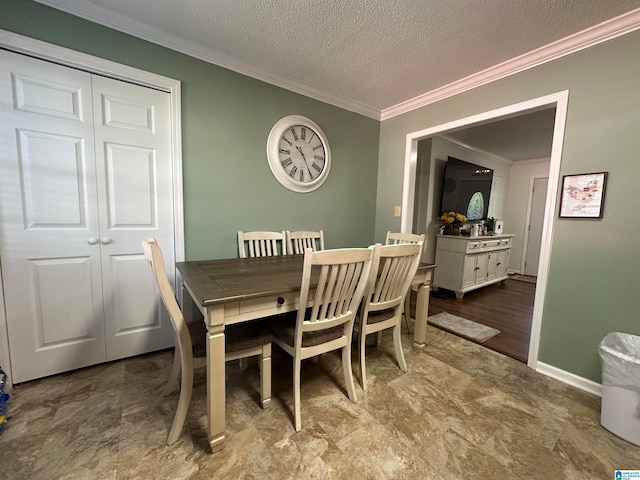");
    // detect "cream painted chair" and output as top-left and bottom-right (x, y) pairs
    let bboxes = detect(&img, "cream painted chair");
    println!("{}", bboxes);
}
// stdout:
(142, 238), (273, 445)
(356, 242), (422, 390)
(385, 231), (425, 333)
(385, 231), (425, 246)
(268, 246), (374, 431)
(238, 230), (287, 257)
(286, 230), (325, 254)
